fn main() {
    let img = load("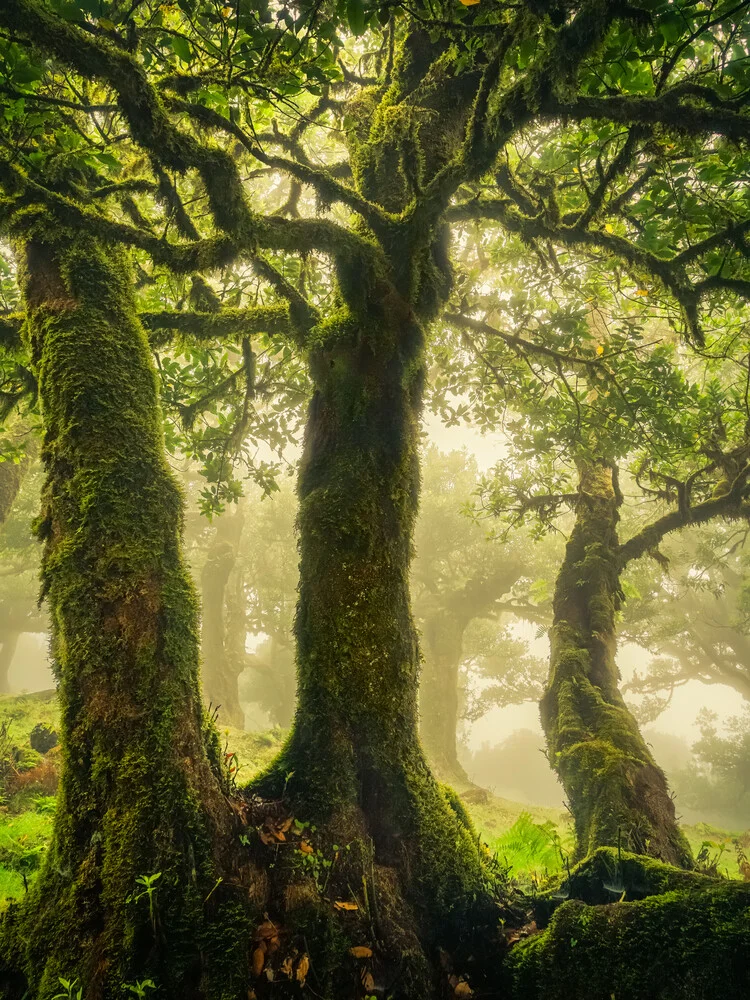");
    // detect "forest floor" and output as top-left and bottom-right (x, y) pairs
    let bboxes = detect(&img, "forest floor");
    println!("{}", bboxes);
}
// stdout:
(0, 691), (747, 908)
